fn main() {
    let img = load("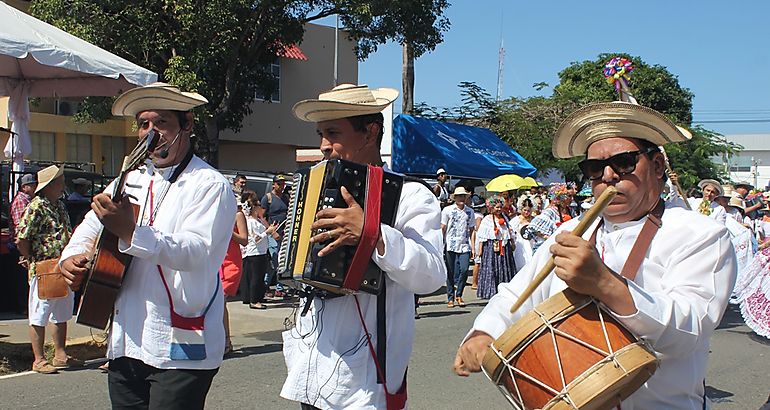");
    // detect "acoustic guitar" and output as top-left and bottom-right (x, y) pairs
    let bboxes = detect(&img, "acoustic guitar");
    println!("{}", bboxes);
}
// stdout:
(77, 130), (159, 329)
